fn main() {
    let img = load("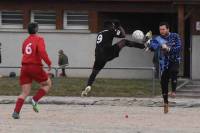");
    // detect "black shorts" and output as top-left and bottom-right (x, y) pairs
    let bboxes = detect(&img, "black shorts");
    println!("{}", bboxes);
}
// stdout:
(161, 63), (179, 90)
(93, 44), (120, 70)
